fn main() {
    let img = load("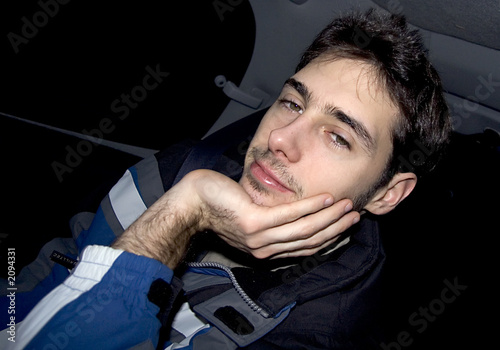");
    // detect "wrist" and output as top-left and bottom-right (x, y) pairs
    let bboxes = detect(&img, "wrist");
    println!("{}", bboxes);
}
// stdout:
(112, 172), (204, 268)
(184, 169), (232, 233)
